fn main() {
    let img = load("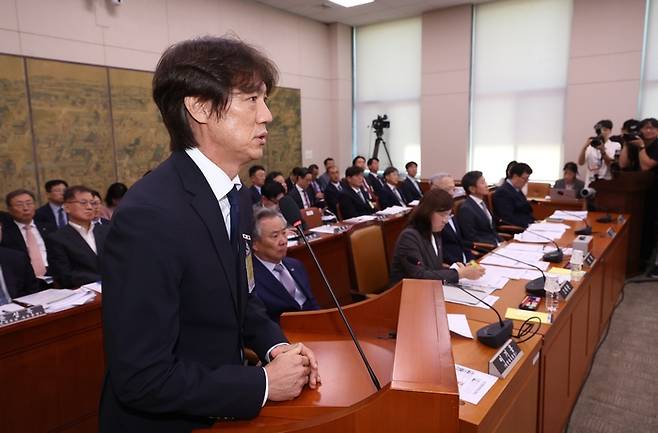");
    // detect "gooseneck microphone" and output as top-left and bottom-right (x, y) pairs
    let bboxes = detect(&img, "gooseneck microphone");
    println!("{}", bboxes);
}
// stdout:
(278, 195), (382, 391)
(405, 256), (512, 348)
(466, 242), (548, 297)
(522, 229), (564, 263)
